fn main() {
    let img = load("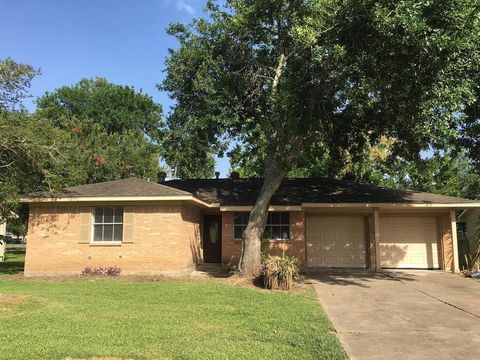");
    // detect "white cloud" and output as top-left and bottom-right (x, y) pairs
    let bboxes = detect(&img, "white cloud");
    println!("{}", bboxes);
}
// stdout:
(176, 0), (195, 15)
